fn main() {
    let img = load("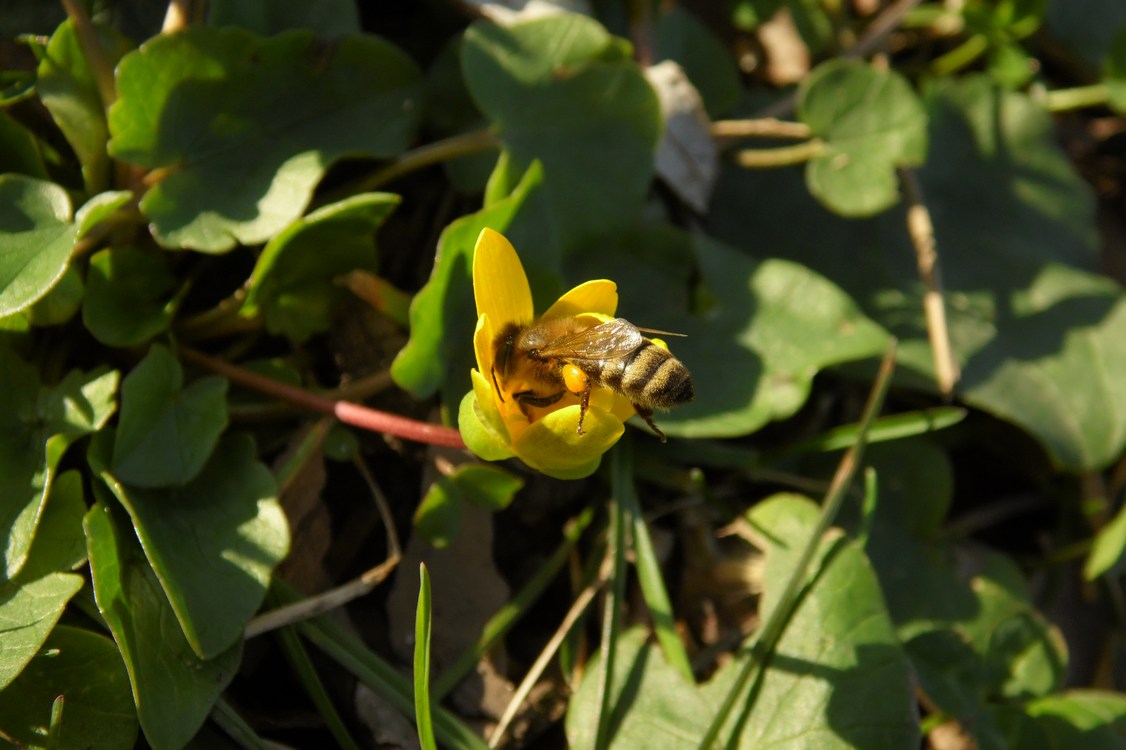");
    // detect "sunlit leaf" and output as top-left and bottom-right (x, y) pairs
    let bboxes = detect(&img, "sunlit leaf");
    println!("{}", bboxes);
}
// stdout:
(111, 344), (227, 487)
(108, 27), (422, 252)
(0, 175), (77, 317)
(241, 193), (399, 341)
(799, 60), (927, 217)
